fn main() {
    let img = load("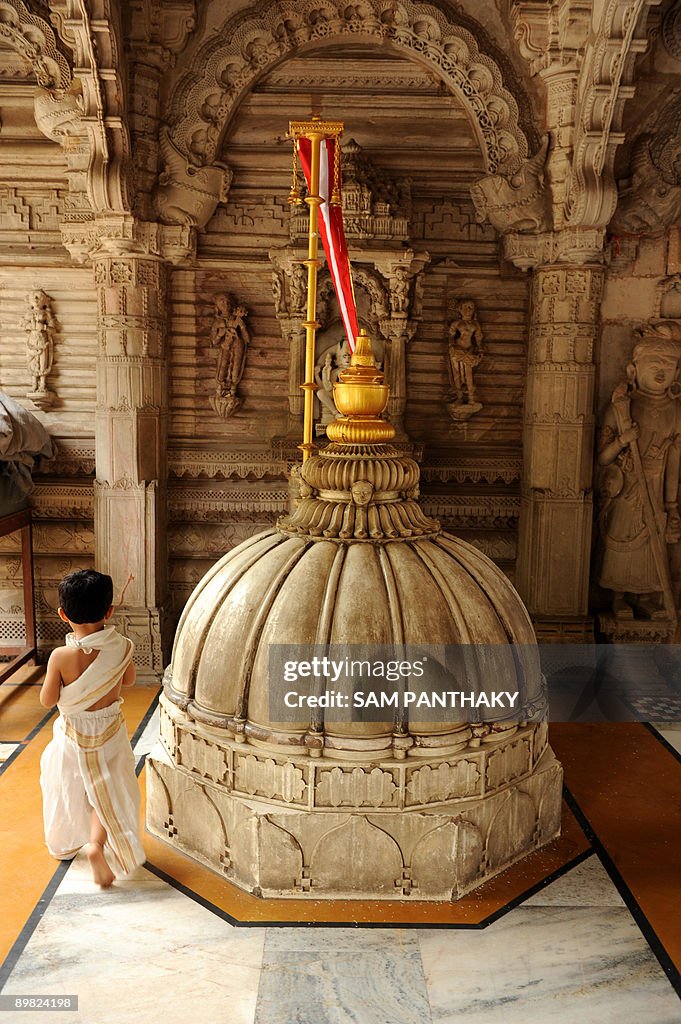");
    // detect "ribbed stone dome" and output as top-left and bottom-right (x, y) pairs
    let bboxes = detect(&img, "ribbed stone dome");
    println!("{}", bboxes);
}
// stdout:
(164, 440), (543, 759)
(149, 334), (561, 901)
